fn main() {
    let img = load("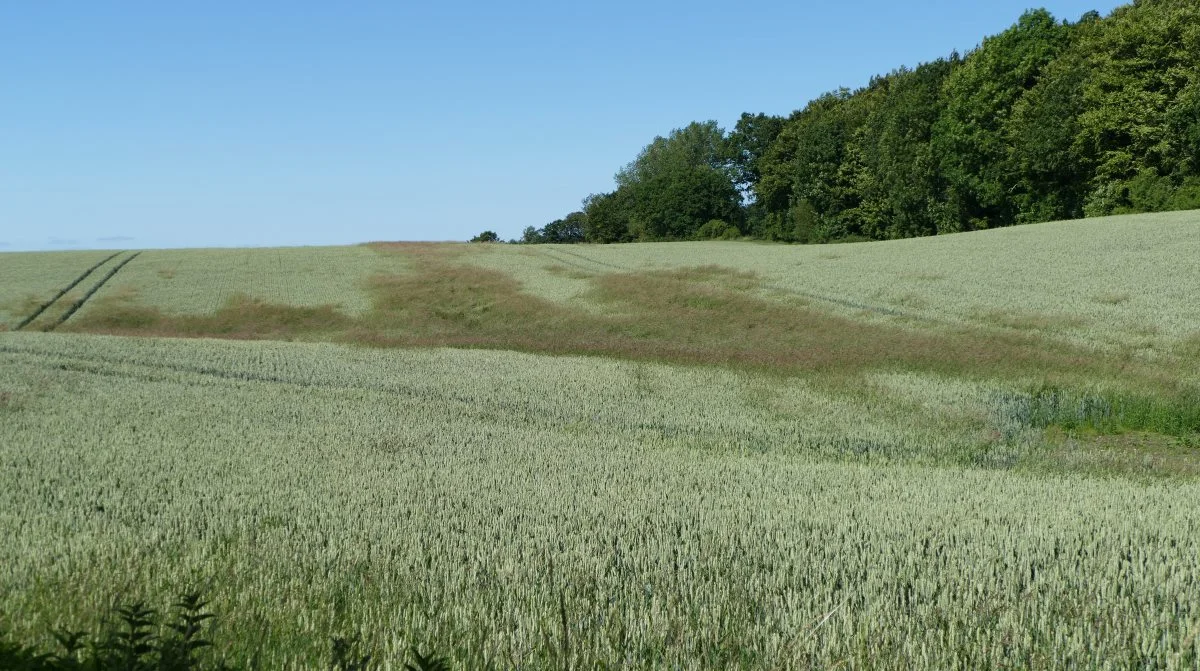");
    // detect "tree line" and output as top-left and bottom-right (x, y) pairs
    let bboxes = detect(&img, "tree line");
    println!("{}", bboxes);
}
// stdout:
(508, 0), (1199, 245)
